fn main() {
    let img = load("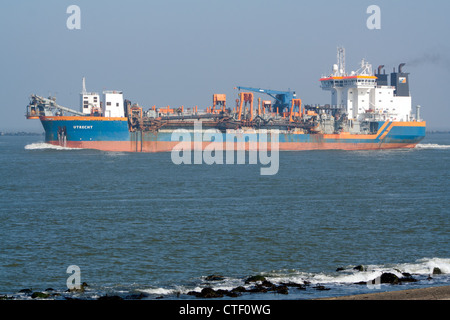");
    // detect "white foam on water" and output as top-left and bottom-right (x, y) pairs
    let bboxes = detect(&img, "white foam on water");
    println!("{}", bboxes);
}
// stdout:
(411, 257), (450, 274)
(24, 142), (81, 151)
(263, 257), (450, 287)
(139, 287), (176, 295)
(267, 270), (382, 286)
(415, 143), (450, 149)
(311, 270), (384, 284)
